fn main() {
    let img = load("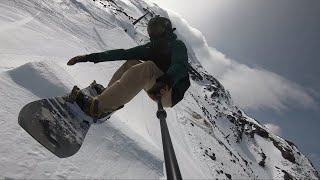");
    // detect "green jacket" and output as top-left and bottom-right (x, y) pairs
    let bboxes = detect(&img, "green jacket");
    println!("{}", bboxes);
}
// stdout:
(85, 33), (190, 106)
